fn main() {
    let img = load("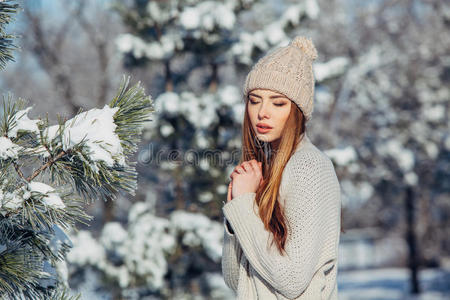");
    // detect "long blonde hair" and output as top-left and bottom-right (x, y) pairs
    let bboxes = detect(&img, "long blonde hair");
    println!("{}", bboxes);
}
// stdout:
(240, 97), (305, 256)
(240, 95), (345, 255)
